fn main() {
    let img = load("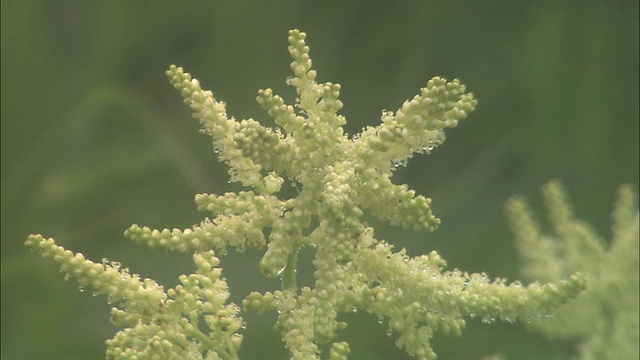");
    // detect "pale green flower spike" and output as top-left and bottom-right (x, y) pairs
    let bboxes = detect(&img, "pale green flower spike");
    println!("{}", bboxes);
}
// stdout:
(24, 235), (242, 360)
(26, 30), (587, 360)
(507, 181), (639, 360)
